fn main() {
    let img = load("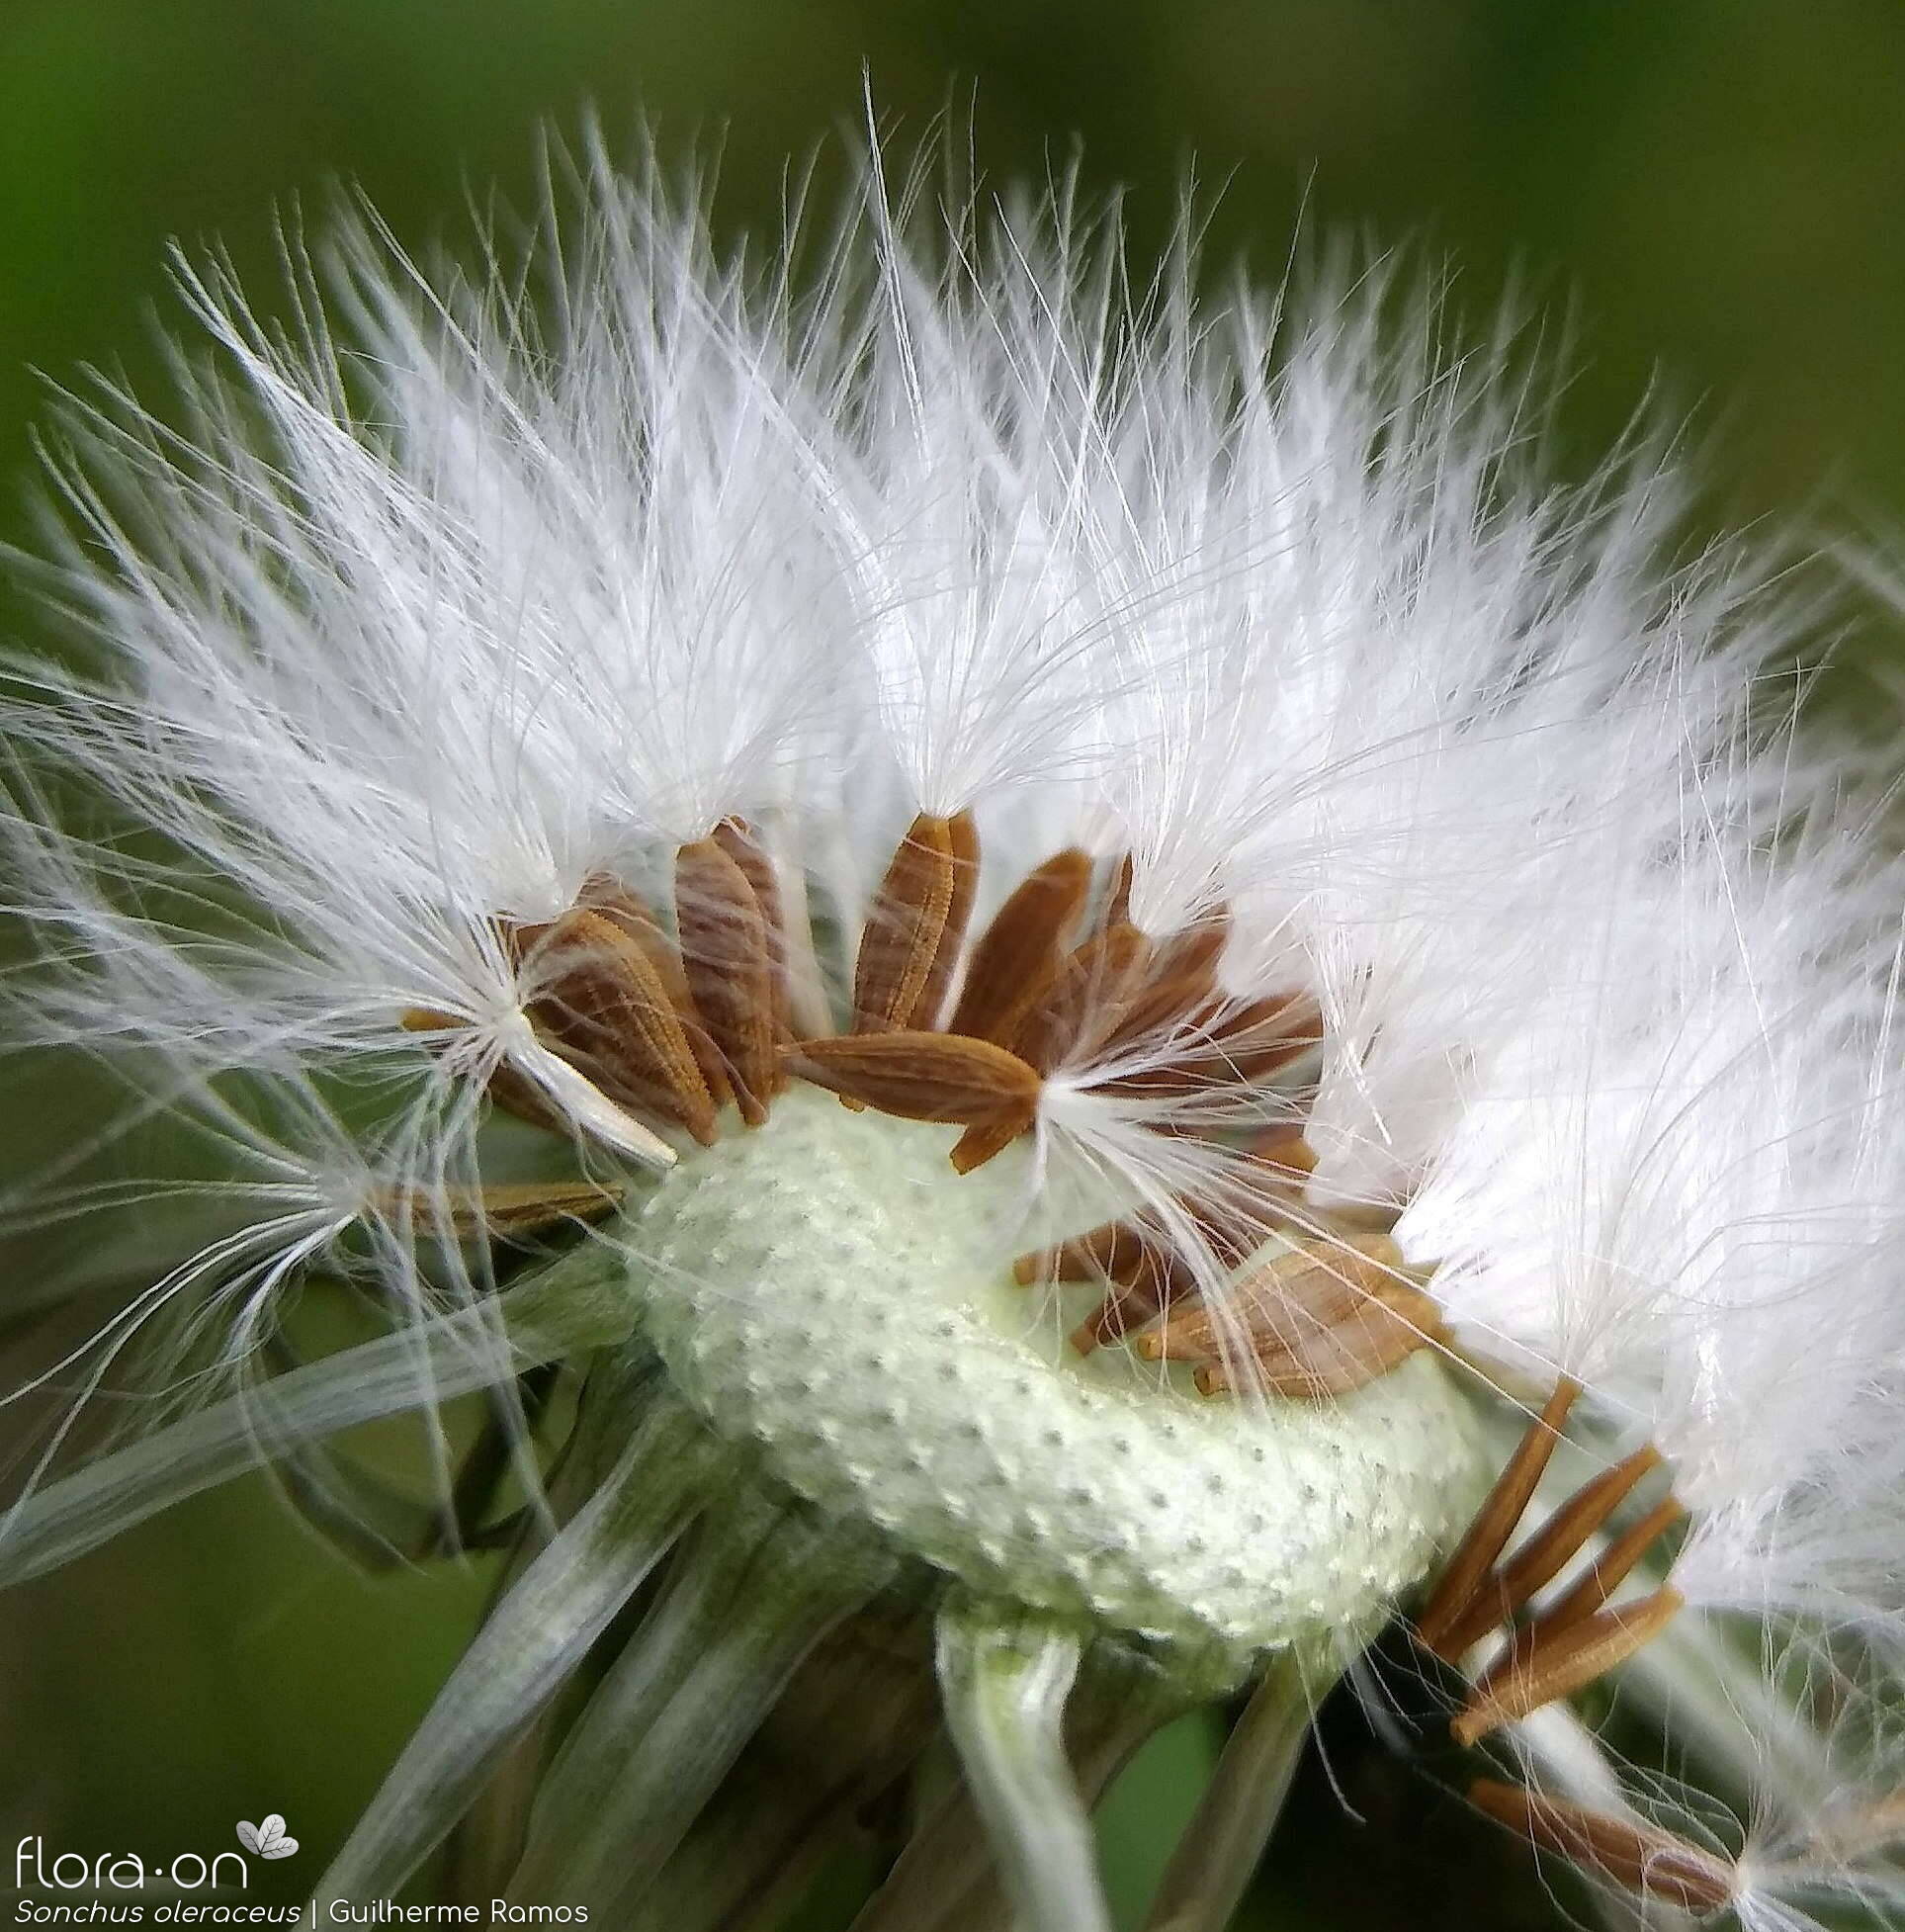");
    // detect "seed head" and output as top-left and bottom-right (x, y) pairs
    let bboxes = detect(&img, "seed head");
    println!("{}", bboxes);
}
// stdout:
(3, 128), (1903, 1931)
